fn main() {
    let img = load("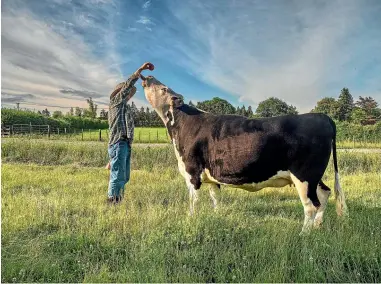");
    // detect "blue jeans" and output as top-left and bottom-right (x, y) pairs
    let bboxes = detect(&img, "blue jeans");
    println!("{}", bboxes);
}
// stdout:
(108, 140), (131, 198)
